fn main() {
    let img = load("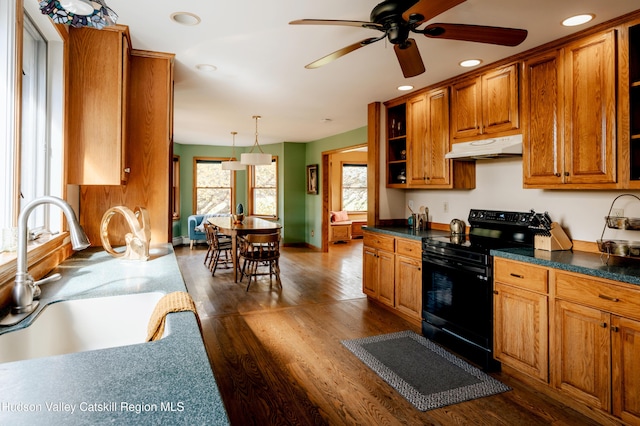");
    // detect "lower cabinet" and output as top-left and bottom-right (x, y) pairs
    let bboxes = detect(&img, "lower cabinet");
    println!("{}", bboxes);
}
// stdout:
(494, 257), (640, 425)
(493, 258), (549, 382)
(363, 231), (422, 322)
